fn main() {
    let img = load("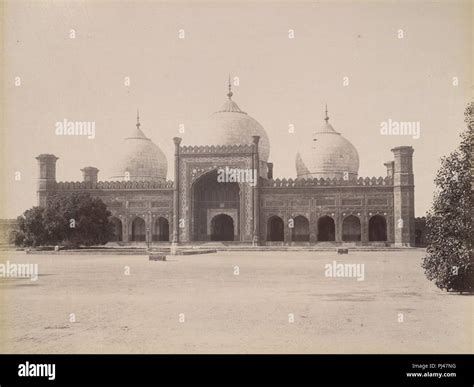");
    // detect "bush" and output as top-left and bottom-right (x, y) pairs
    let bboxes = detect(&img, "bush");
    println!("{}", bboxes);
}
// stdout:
(15, 206), (48, 247)
(421, 104), (473, 292)
(15, 193), (114, 248)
